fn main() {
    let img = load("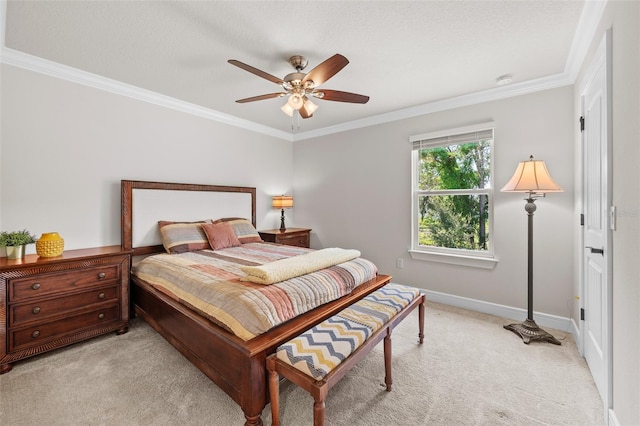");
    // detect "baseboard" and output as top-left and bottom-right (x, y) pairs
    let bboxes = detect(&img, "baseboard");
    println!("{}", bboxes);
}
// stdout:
(409, 286), (573, 334)
(570, 318), (581, 350)
(570, 317), (580, 339)
(608, 408), (620, 426)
